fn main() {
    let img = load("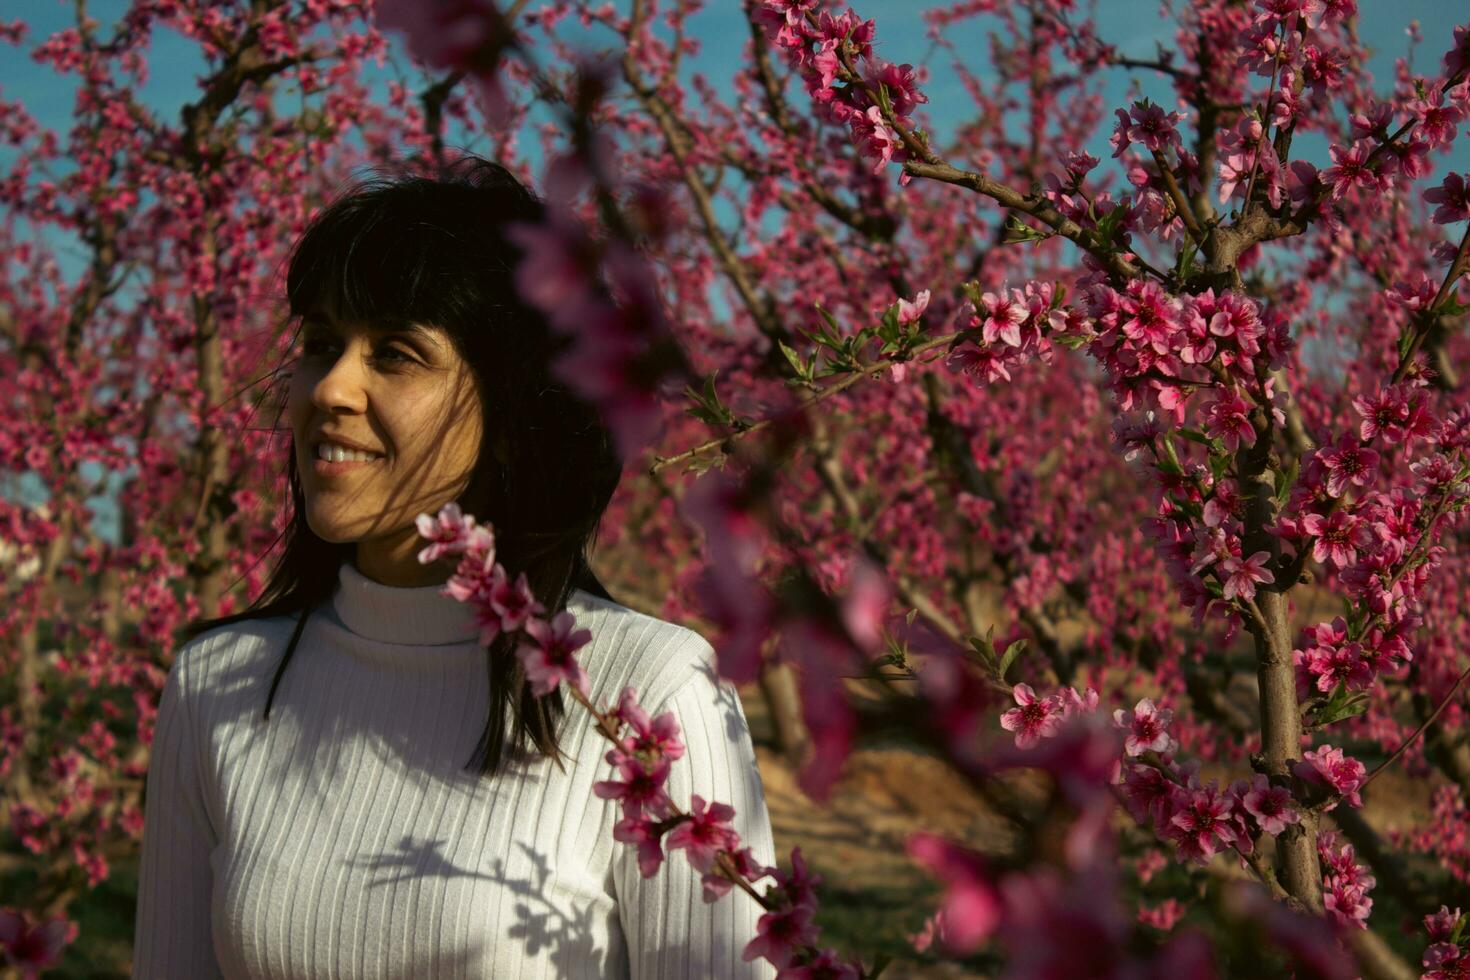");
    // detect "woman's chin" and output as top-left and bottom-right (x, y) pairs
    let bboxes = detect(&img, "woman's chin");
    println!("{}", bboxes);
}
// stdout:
(303, 512), (364, 545)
